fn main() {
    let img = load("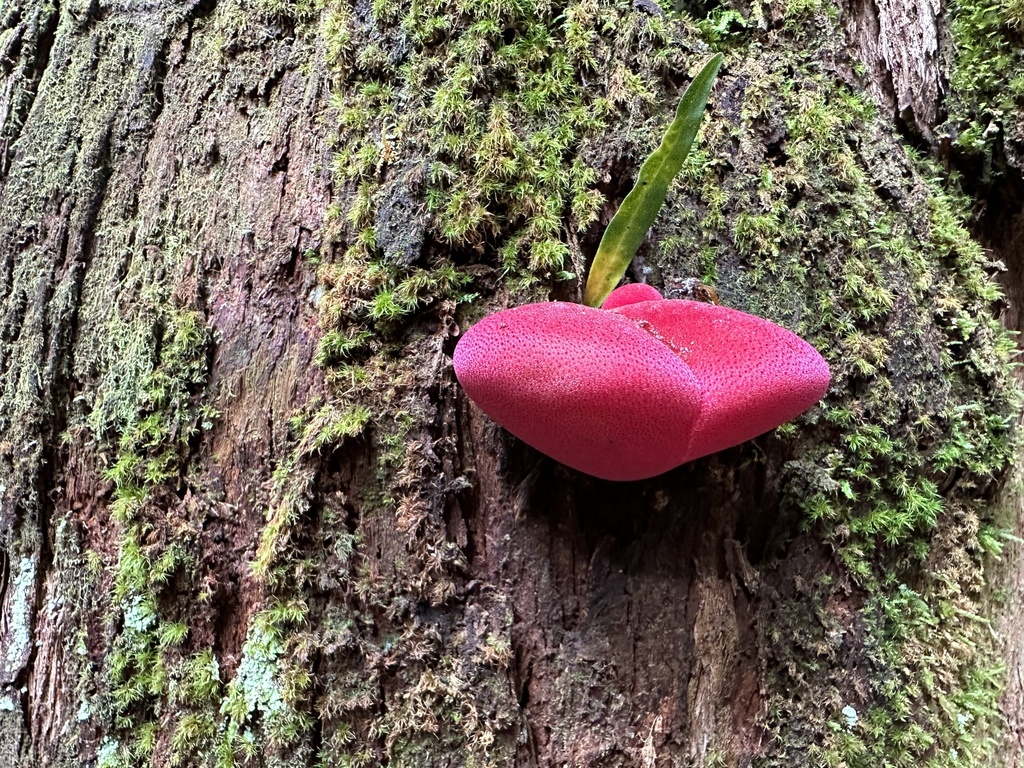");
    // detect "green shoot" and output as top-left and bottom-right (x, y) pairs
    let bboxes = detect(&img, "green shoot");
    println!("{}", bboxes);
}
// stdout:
(583, 53), (723, 307)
